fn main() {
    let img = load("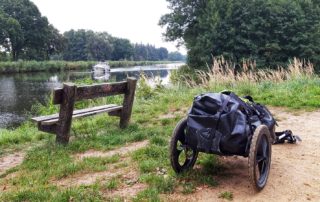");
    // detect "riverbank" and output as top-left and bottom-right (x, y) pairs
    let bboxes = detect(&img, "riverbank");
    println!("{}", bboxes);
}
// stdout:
(0, 63), (181, 129)
(0, 60), (176, 74)
(0, 60), (319, 201)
